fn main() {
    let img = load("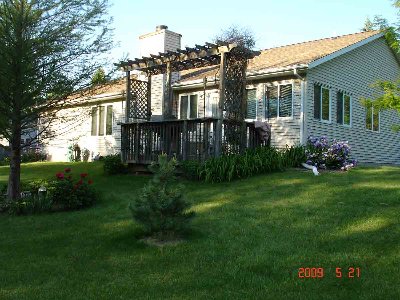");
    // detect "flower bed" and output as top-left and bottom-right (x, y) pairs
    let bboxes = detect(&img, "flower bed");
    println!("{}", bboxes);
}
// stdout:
(0, 168), (97, 215)
(306, 136), (357, 170)
(49, 168), (97, 211)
